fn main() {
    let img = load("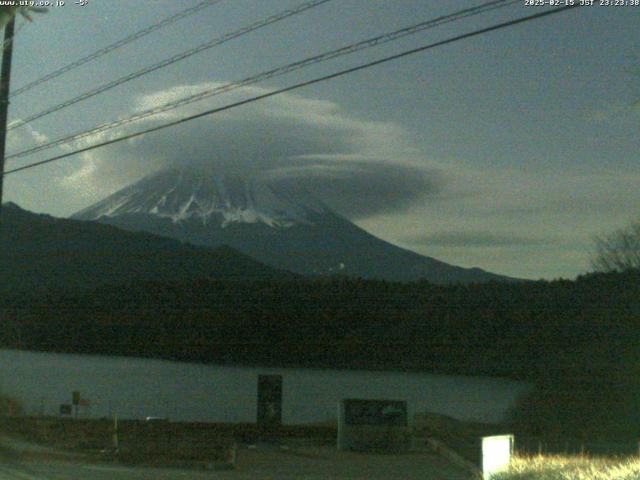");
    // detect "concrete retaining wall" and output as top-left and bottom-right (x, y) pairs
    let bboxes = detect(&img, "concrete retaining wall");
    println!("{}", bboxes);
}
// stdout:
(0, 349), (530, 424)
